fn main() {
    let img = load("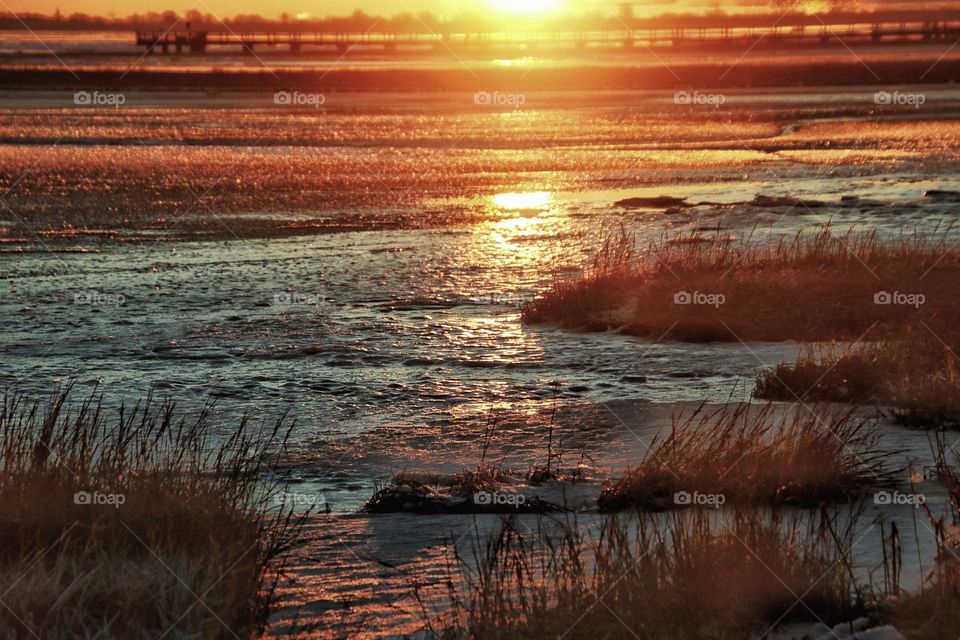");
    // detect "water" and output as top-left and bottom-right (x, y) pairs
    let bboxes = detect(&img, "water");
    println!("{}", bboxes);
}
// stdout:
(3, 86), (960, 637)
